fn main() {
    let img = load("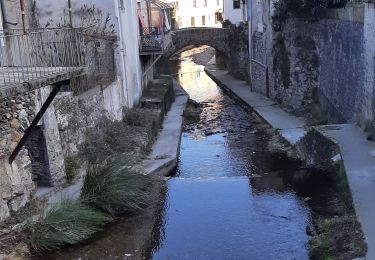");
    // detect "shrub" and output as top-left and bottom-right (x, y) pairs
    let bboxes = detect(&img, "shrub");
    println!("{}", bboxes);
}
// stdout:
(30, 200), (111, 252)
(81, 163), (152, 215)
(79, 108), (161, 164)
